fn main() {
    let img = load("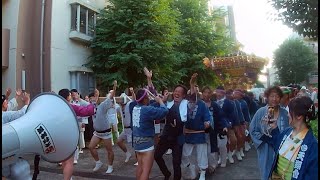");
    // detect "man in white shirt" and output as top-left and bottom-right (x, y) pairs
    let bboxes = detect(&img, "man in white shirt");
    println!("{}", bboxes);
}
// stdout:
(106, 90), (124, 145)
(70, 89), (90, 164)
(117, 100), (133, 162)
